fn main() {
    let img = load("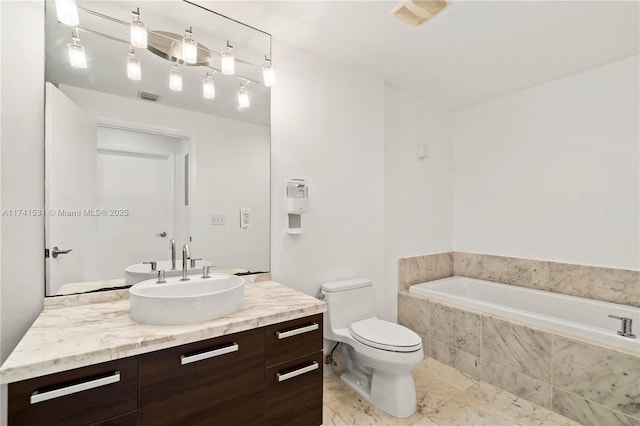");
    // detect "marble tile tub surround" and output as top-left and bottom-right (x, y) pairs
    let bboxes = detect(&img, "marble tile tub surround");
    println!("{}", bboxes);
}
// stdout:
(398, 292), (640, 426)
(0, 279), (323, 384)
(398, 251), (640, 306)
